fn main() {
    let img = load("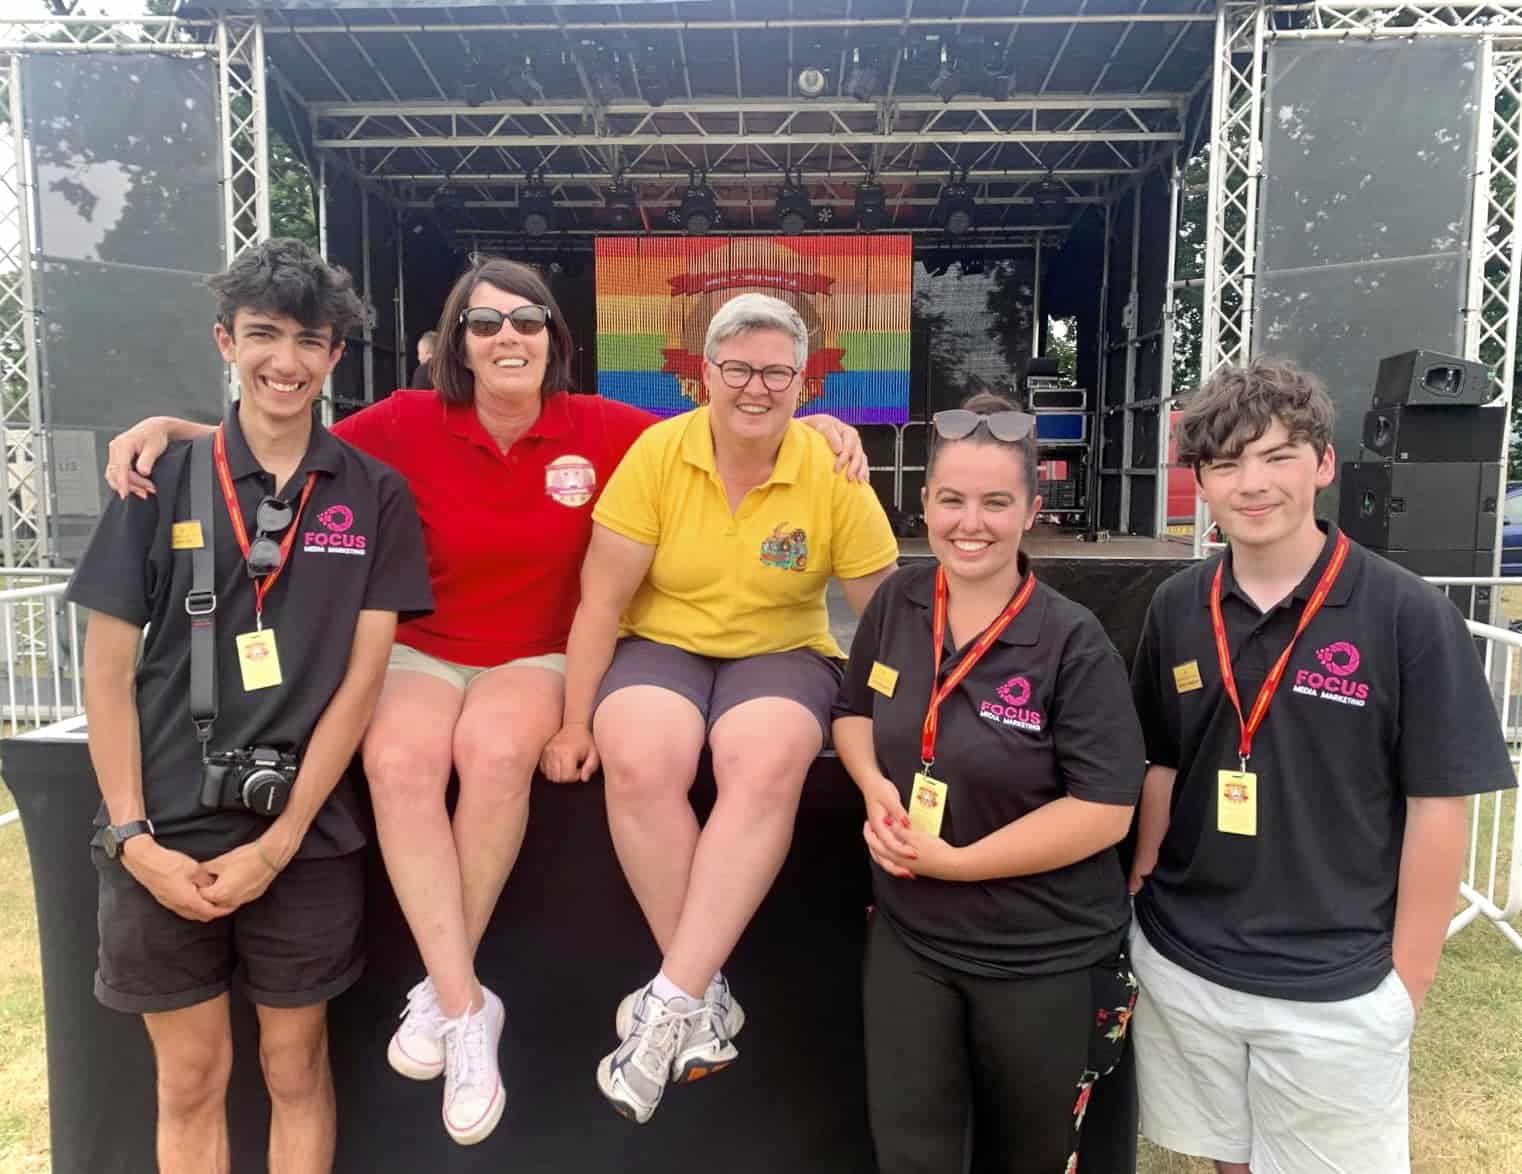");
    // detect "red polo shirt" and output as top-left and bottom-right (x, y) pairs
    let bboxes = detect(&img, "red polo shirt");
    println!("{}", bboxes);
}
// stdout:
(334, 389), (654, 665)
